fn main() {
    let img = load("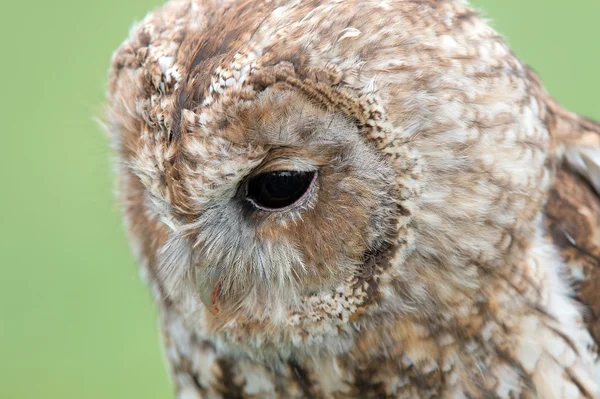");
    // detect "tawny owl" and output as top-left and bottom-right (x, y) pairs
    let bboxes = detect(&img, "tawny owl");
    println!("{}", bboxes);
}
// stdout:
(105, 0), (600, 397)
